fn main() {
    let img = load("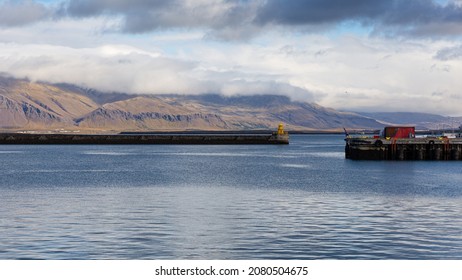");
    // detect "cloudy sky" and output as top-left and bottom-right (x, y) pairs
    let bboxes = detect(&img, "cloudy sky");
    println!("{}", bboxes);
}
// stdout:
(1, 0), (462, 115)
